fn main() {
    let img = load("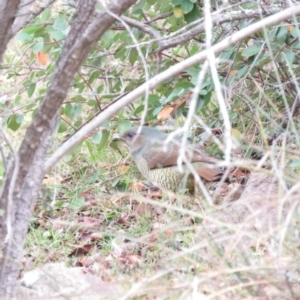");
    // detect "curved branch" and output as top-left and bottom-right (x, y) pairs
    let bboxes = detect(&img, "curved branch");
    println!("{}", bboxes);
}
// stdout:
(125, 6), (286, 51)
(121, 15), (162, 42)
(159, 6), (283, 51)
